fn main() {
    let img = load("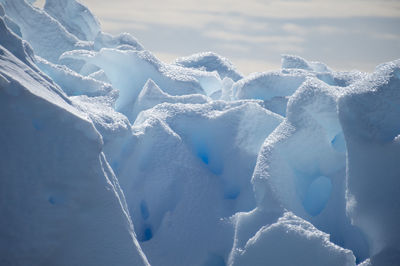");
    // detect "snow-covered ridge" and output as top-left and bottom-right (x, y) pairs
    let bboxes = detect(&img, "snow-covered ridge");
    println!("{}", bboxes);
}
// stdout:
(0, 1), (399, 265)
